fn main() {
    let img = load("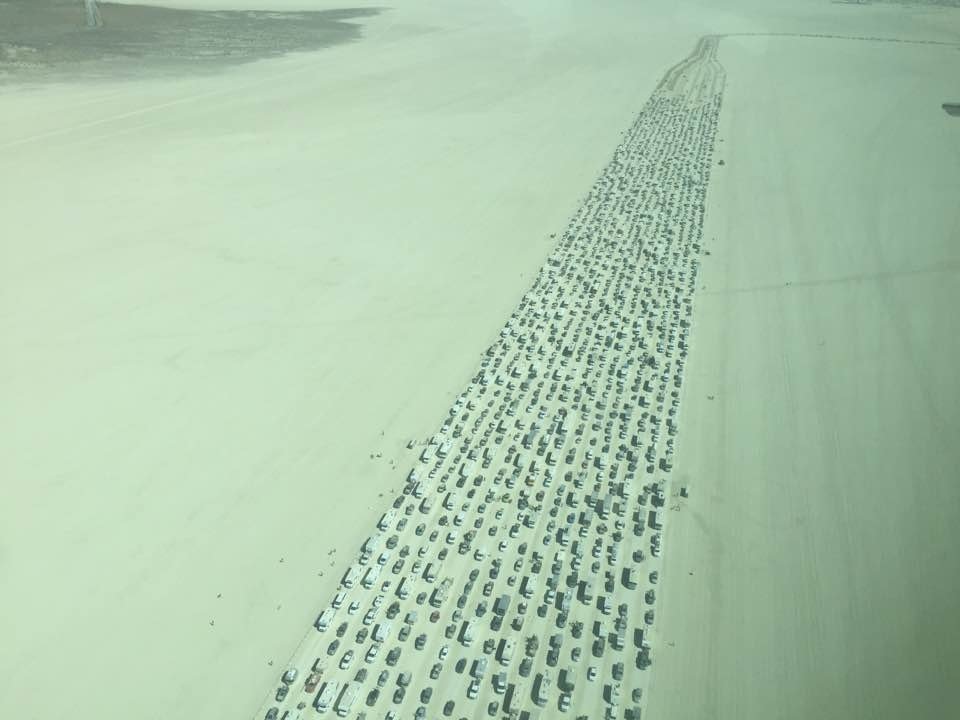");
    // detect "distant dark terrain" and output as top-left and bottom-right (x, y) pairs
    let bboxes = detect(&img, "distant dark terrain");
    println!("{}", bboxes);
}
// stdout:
(0, 1), (381, 81)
